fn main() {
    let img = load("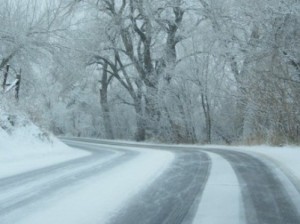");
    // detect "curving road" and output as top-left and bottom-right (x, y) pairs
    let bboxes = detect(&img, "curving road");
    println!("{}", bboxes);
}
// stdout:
(0, 141), (137, 220)
(0, 138), (300, 224)
(109, 150), (211, 224)
(205, 148), (300, 224)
